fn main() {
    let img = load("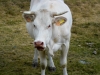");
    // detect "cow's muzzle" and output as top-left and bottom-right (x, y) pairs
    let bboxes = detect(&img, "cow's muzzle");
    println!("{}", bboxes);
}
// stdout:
(34, 41), (45, 51)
